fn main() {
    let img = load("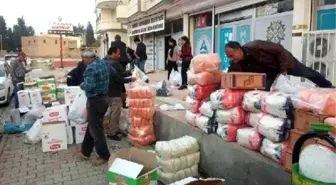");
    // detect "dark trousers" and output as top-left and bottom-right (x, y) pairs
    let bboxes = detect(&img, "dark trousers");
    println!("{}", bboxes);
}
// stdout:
(181, 60), (190, 86)
(167, 60), (178, 80)
(265, 60), (333, 91)
(81, 96), (110, 160)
